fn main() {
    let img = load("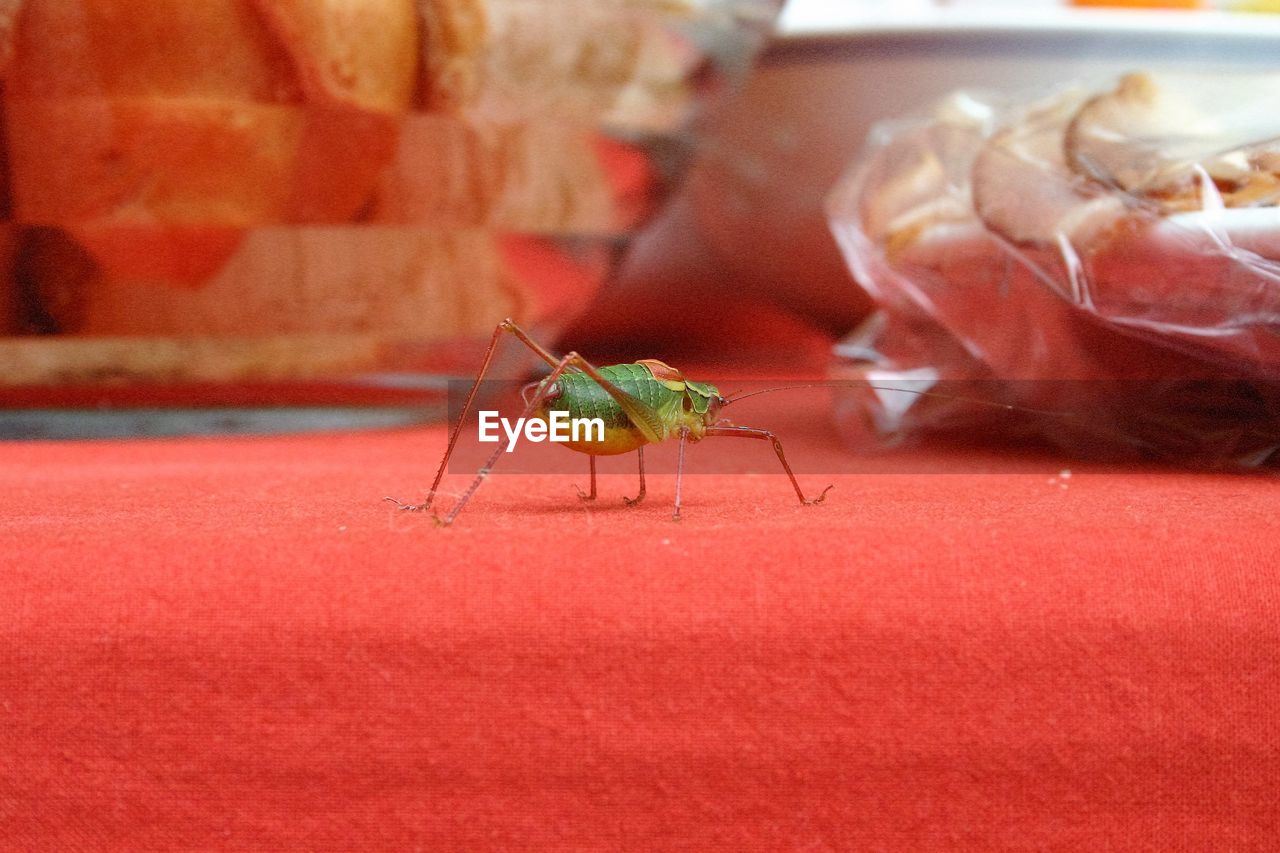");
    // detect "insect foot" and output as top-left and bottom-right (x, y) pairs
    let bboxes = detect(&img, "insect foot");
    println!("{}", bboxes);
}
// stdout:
(383, 496), (429, 512)
(623, 494), (646, 507)
(804, 485), (835, 506)
(574, 485), (596, 502)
